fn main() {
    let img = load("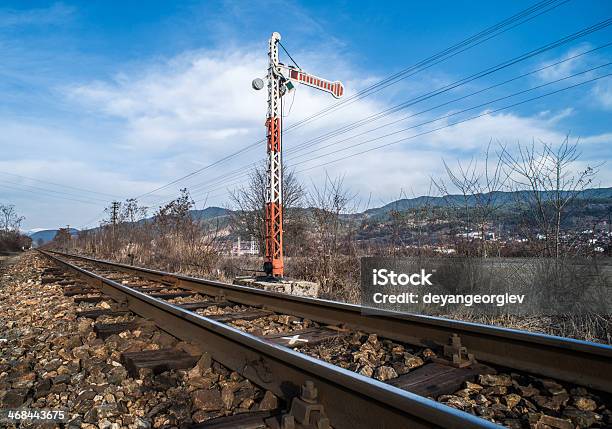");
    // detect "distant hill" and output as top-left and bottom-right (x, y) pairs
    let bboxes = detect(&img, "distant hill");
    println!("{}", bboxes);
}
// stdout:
(29, 228), (78, 247)
(361, 187), (612, 220)
(190, 206), (231, 220)
(77, 187), (612, 235)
